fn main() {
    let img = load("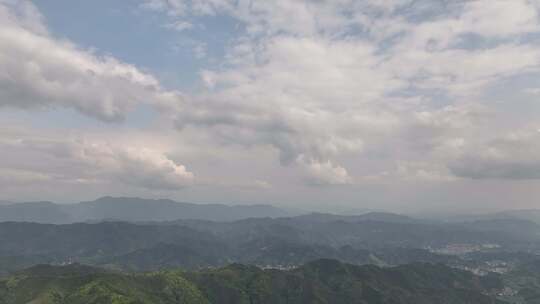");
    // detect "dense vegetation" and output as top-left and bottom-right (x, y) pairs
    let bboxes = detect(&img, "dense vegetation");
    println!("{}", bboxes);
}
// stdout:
(0, 220), (507, 275)
(0, 260), (504, 304)
(0, 209), (539, 276)
(2, 198), (540, 303)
